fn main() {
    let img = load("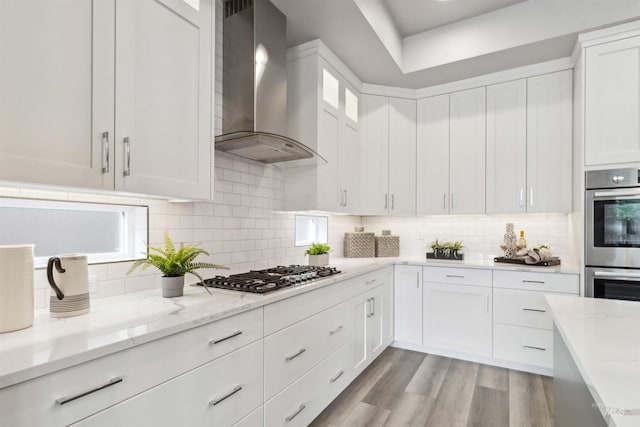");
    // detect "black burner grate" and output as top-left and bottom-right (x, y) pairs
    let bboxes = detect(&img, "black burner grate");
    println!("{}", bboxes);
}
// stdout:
(200, 265), (341, 294)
